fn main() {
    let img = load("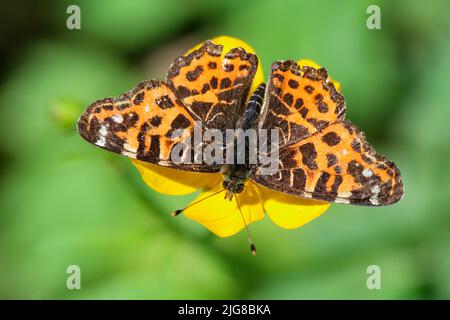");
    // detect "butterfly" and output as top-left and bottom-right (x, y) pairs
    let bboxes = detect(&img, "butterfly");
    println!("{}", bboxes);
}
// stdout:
(77, 40), (403, 254)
